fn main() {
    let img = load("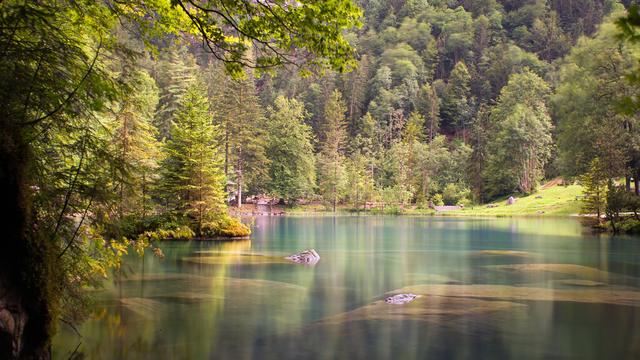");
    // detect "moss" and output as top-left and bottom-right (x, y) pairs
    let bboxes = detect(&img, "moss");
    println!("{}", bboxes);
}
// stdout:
(202, 217), (251, 238)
